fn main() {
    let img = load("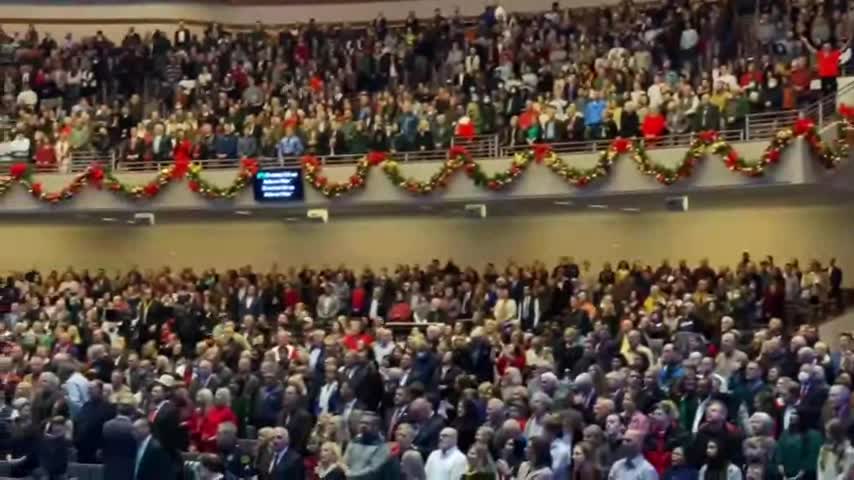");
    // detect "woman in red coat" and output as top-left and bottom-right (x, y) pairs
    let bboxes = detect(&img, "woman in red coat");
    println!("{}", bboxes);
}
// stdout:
(173, 129), (194, 164)
(197, 388), (237, 452)
(641, 106), (667, 144)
